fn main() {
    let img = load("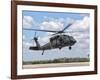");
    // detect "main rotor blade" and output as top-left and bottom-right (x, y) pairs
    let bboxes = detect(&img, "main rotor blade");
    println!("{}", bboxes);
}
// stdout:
(23, 28), (58, 33)
(51, 30), (87, 35)
(64, 30), (87, 33)
(62, 23), (72, 32)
